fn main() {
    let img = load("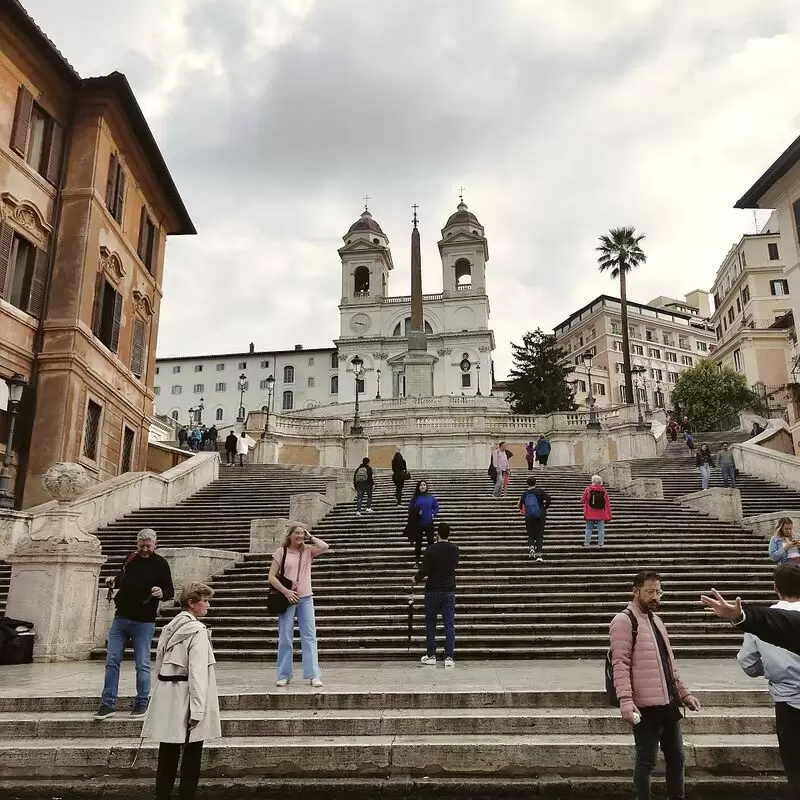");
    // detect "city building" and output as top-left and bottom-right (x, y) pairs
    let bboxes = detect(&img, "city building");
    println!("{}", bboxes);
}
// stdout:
(0, 1), (194, 508)
(553, 293), (717, 411)
(709, 216), (792, 388)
